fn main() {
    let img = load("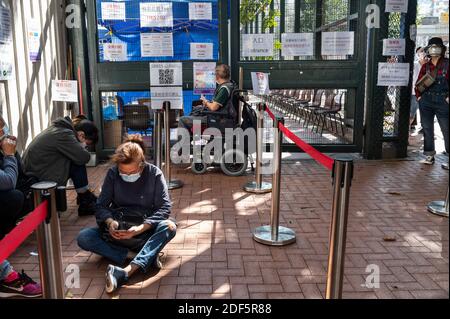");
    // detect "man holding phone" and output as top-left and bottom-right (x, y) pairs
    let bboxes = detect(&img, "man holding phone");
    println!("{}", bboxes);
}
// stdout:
(0, 116), (42, 298)
(178, 64), (234, 133)
(0, 119), (24, 237)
